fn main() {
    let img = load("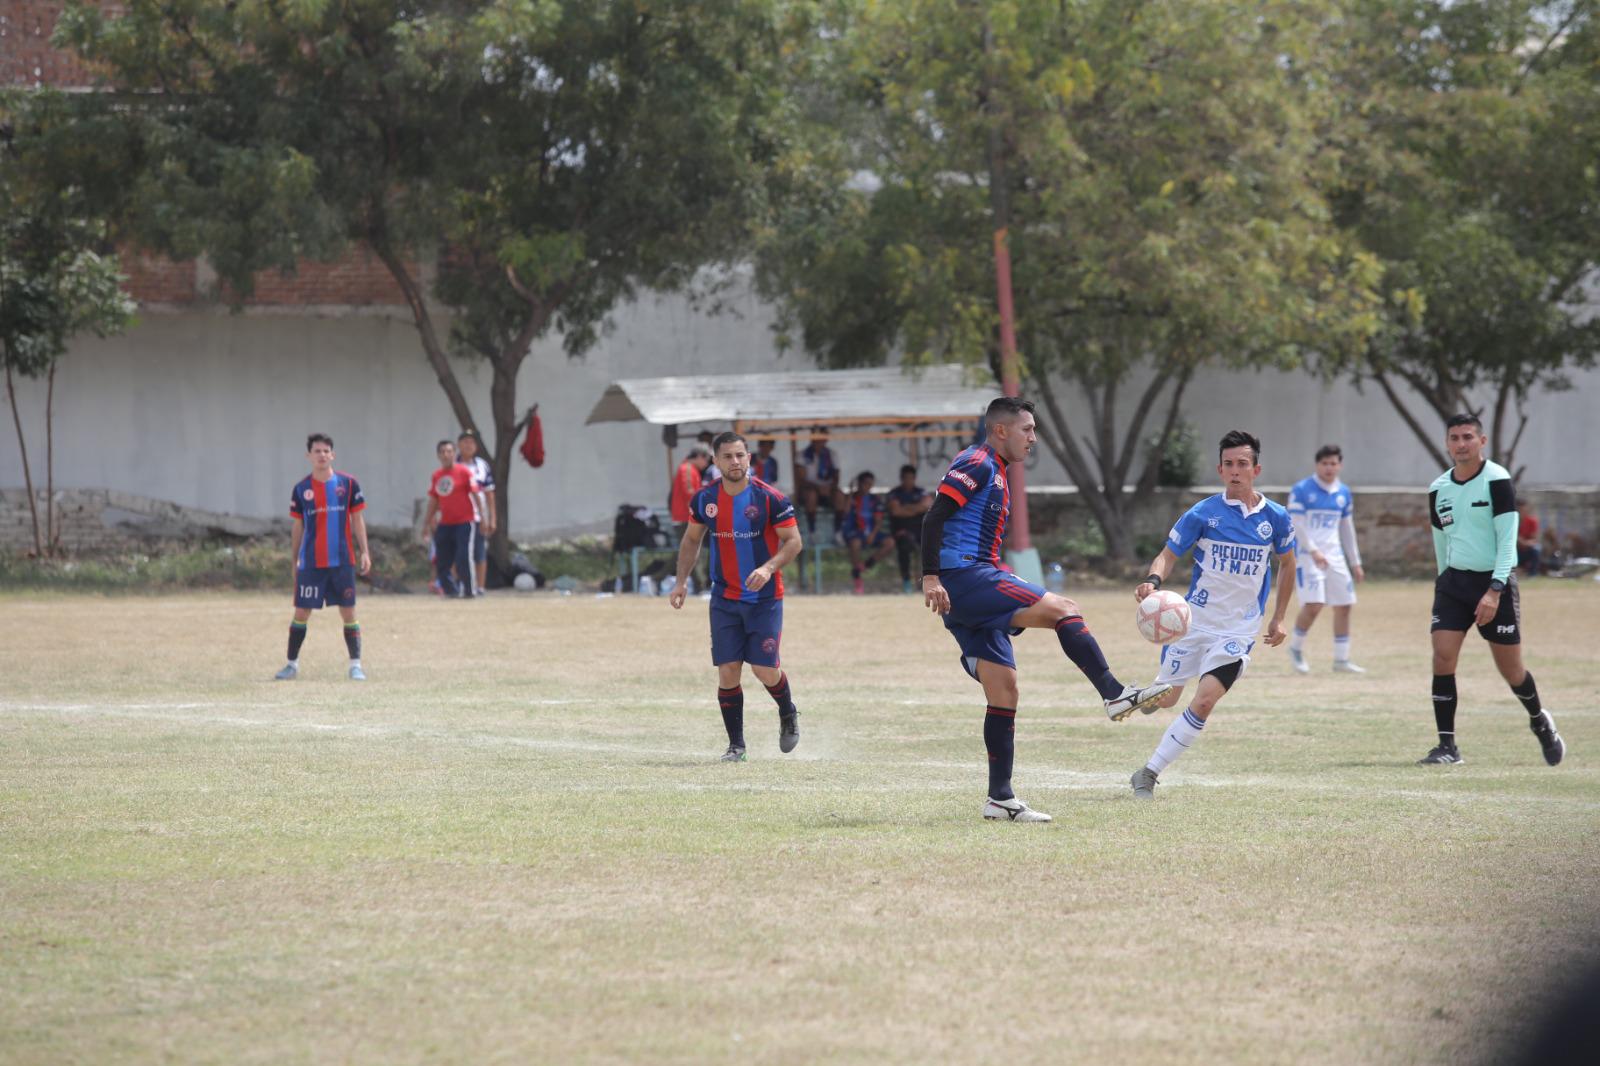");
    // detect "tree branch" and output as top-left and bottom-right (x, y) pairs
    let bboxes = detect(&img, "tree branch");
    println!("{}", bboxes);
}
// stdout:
(1372, 370), (1449, 469)
(370, 236), (478, 434)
